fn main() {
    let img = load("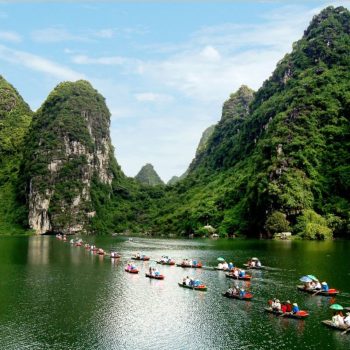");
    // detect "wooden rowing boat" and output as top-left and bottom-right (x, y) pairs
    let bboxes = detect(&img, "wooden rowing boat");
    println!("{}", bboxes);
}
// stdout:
(145, 273), (164, 280)
(132, 256), (150, 261)
(222, 292), (253, 300)
(178, 282), (207, 291)
(225, 273), (252, 280)
(125, 268), (139, 274)
(156, 260), (175, 265)
(322, 320), (350, 332)
(243, 263), (265, 270)
(176, 263), (202, 268)
(297, 285), (339, 296)
(264, 307), (309, 319)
